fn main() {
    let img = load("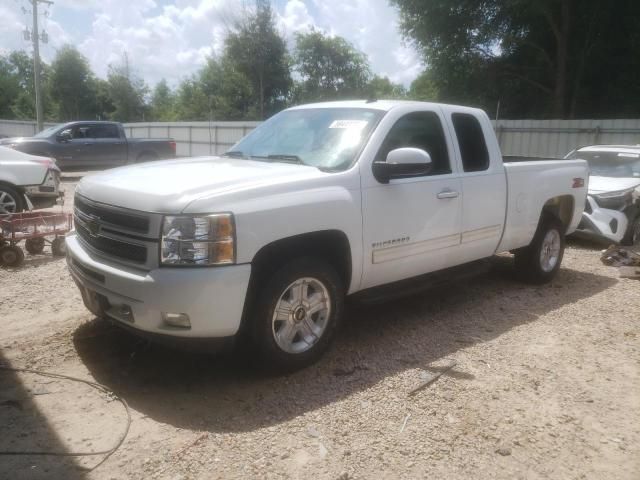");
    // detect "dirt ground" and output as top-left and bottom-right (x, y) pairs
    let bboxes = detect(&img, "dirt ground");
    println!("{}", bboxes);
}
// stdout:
(0, 179), (639, 480)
